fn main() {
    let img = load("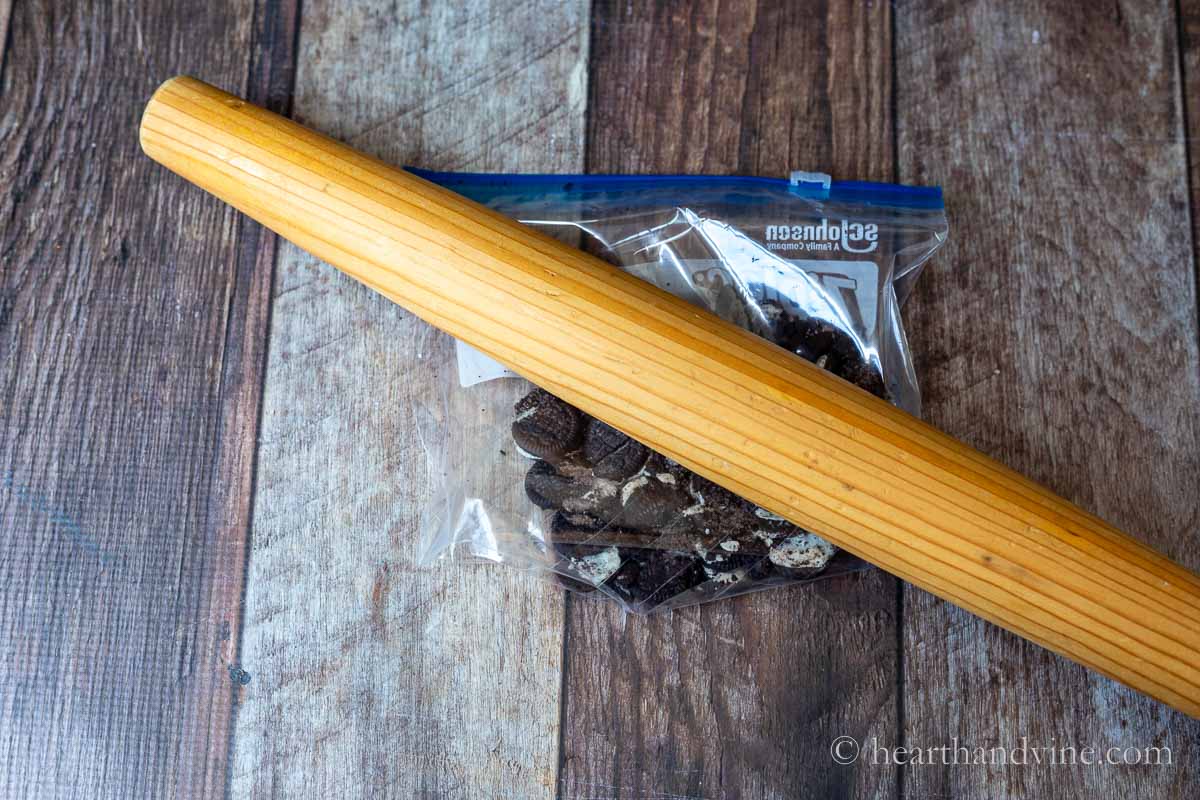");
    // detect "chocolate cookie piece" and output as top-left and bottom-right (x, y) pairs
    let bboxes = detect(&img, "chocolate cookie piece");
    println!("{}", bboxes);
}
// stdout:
(524, 459), (576, 510)
(800, 319), (888, 399)
(642, 453), (692, 487)
(547, 504), (838, 609)
(550, 537), (622, 594)
(766, 304), (889, 401)
(549, 513), (705, 605)
(582, 419), (650, 480)
(835, 356), (888, 400)
(512, 389), (584, 463)
(694, 549), (773, 590)
(606, 549), (708, 609)
(613, 472), (693, 531)
(684, 474), (769, 543)
(525, 458), (621, 516)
